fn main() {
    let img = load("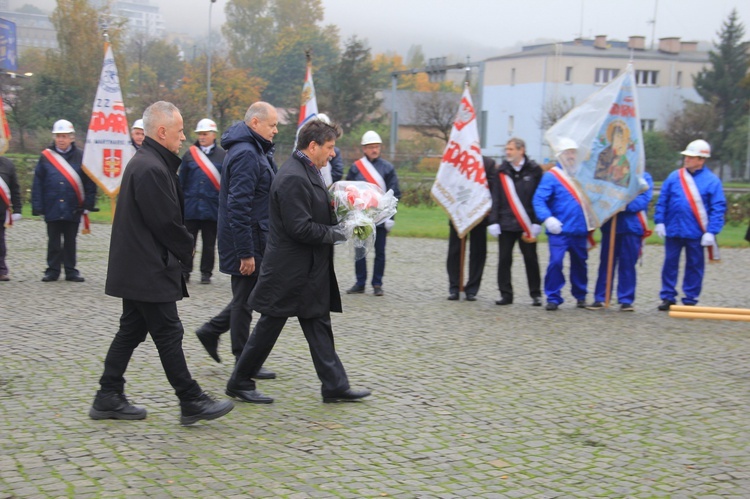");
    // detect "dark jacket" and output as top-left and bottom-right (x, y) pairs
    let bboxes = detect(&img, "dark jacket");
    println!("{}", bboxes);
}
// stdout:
(178, 141), (226, 221)
(330, 146), (344, 183)
(0, 156), (22, 214)
(31, 143), (96, 222)
(249, 152), (342, 319)
(105, 136), (194, 302)
(217, 122), (276, 276)
(346, 156), (401, 198)
(488, 155), (543, 231)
